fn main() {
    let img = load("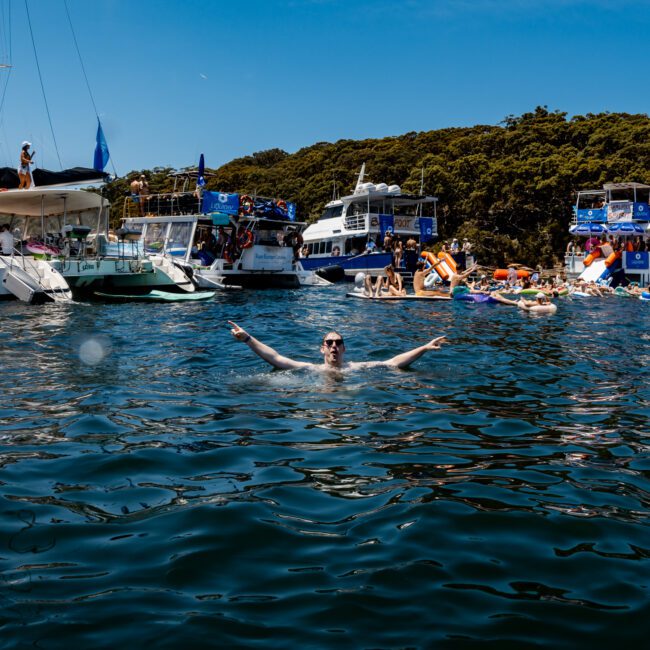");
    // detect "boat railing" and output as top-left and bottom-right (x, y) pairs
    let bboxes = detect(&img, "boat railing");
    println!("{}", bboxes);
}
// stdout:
(344, 214), (367, 231)
(123, 191), (202, 220)
(4, 245), (49, 281)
